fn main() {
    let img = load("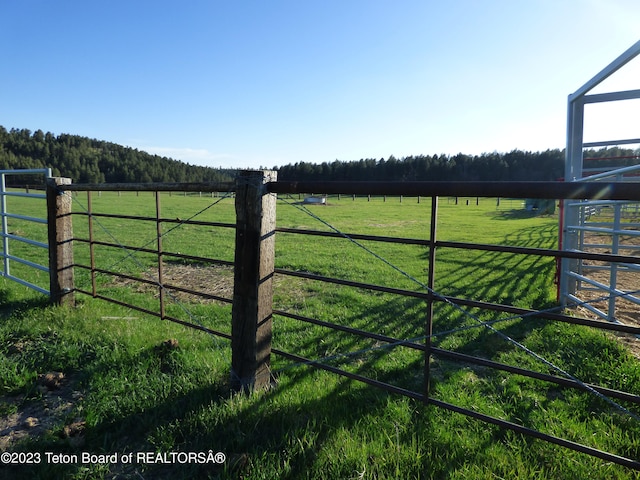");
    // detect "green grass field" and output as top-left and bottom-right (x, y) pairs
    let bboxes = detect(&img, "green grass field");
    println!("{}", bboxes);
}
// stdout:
(0, 190), (639, 479)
